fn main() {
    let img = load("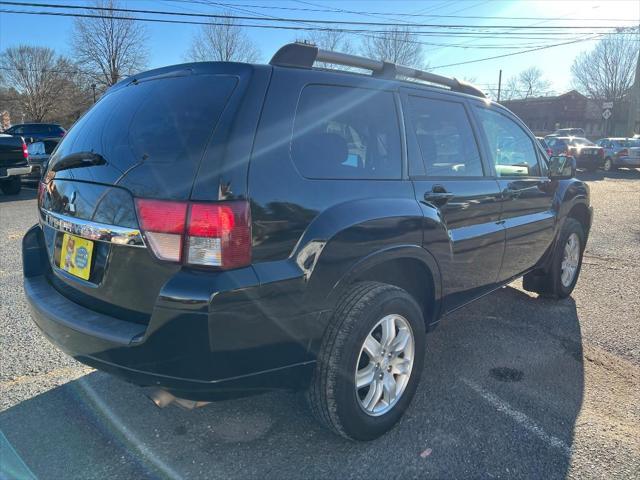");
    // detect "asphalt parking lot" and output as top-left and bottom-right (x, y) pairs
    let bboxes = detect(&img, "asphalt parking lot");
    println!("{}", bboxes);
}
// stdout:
(1, 171), (639, 480)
